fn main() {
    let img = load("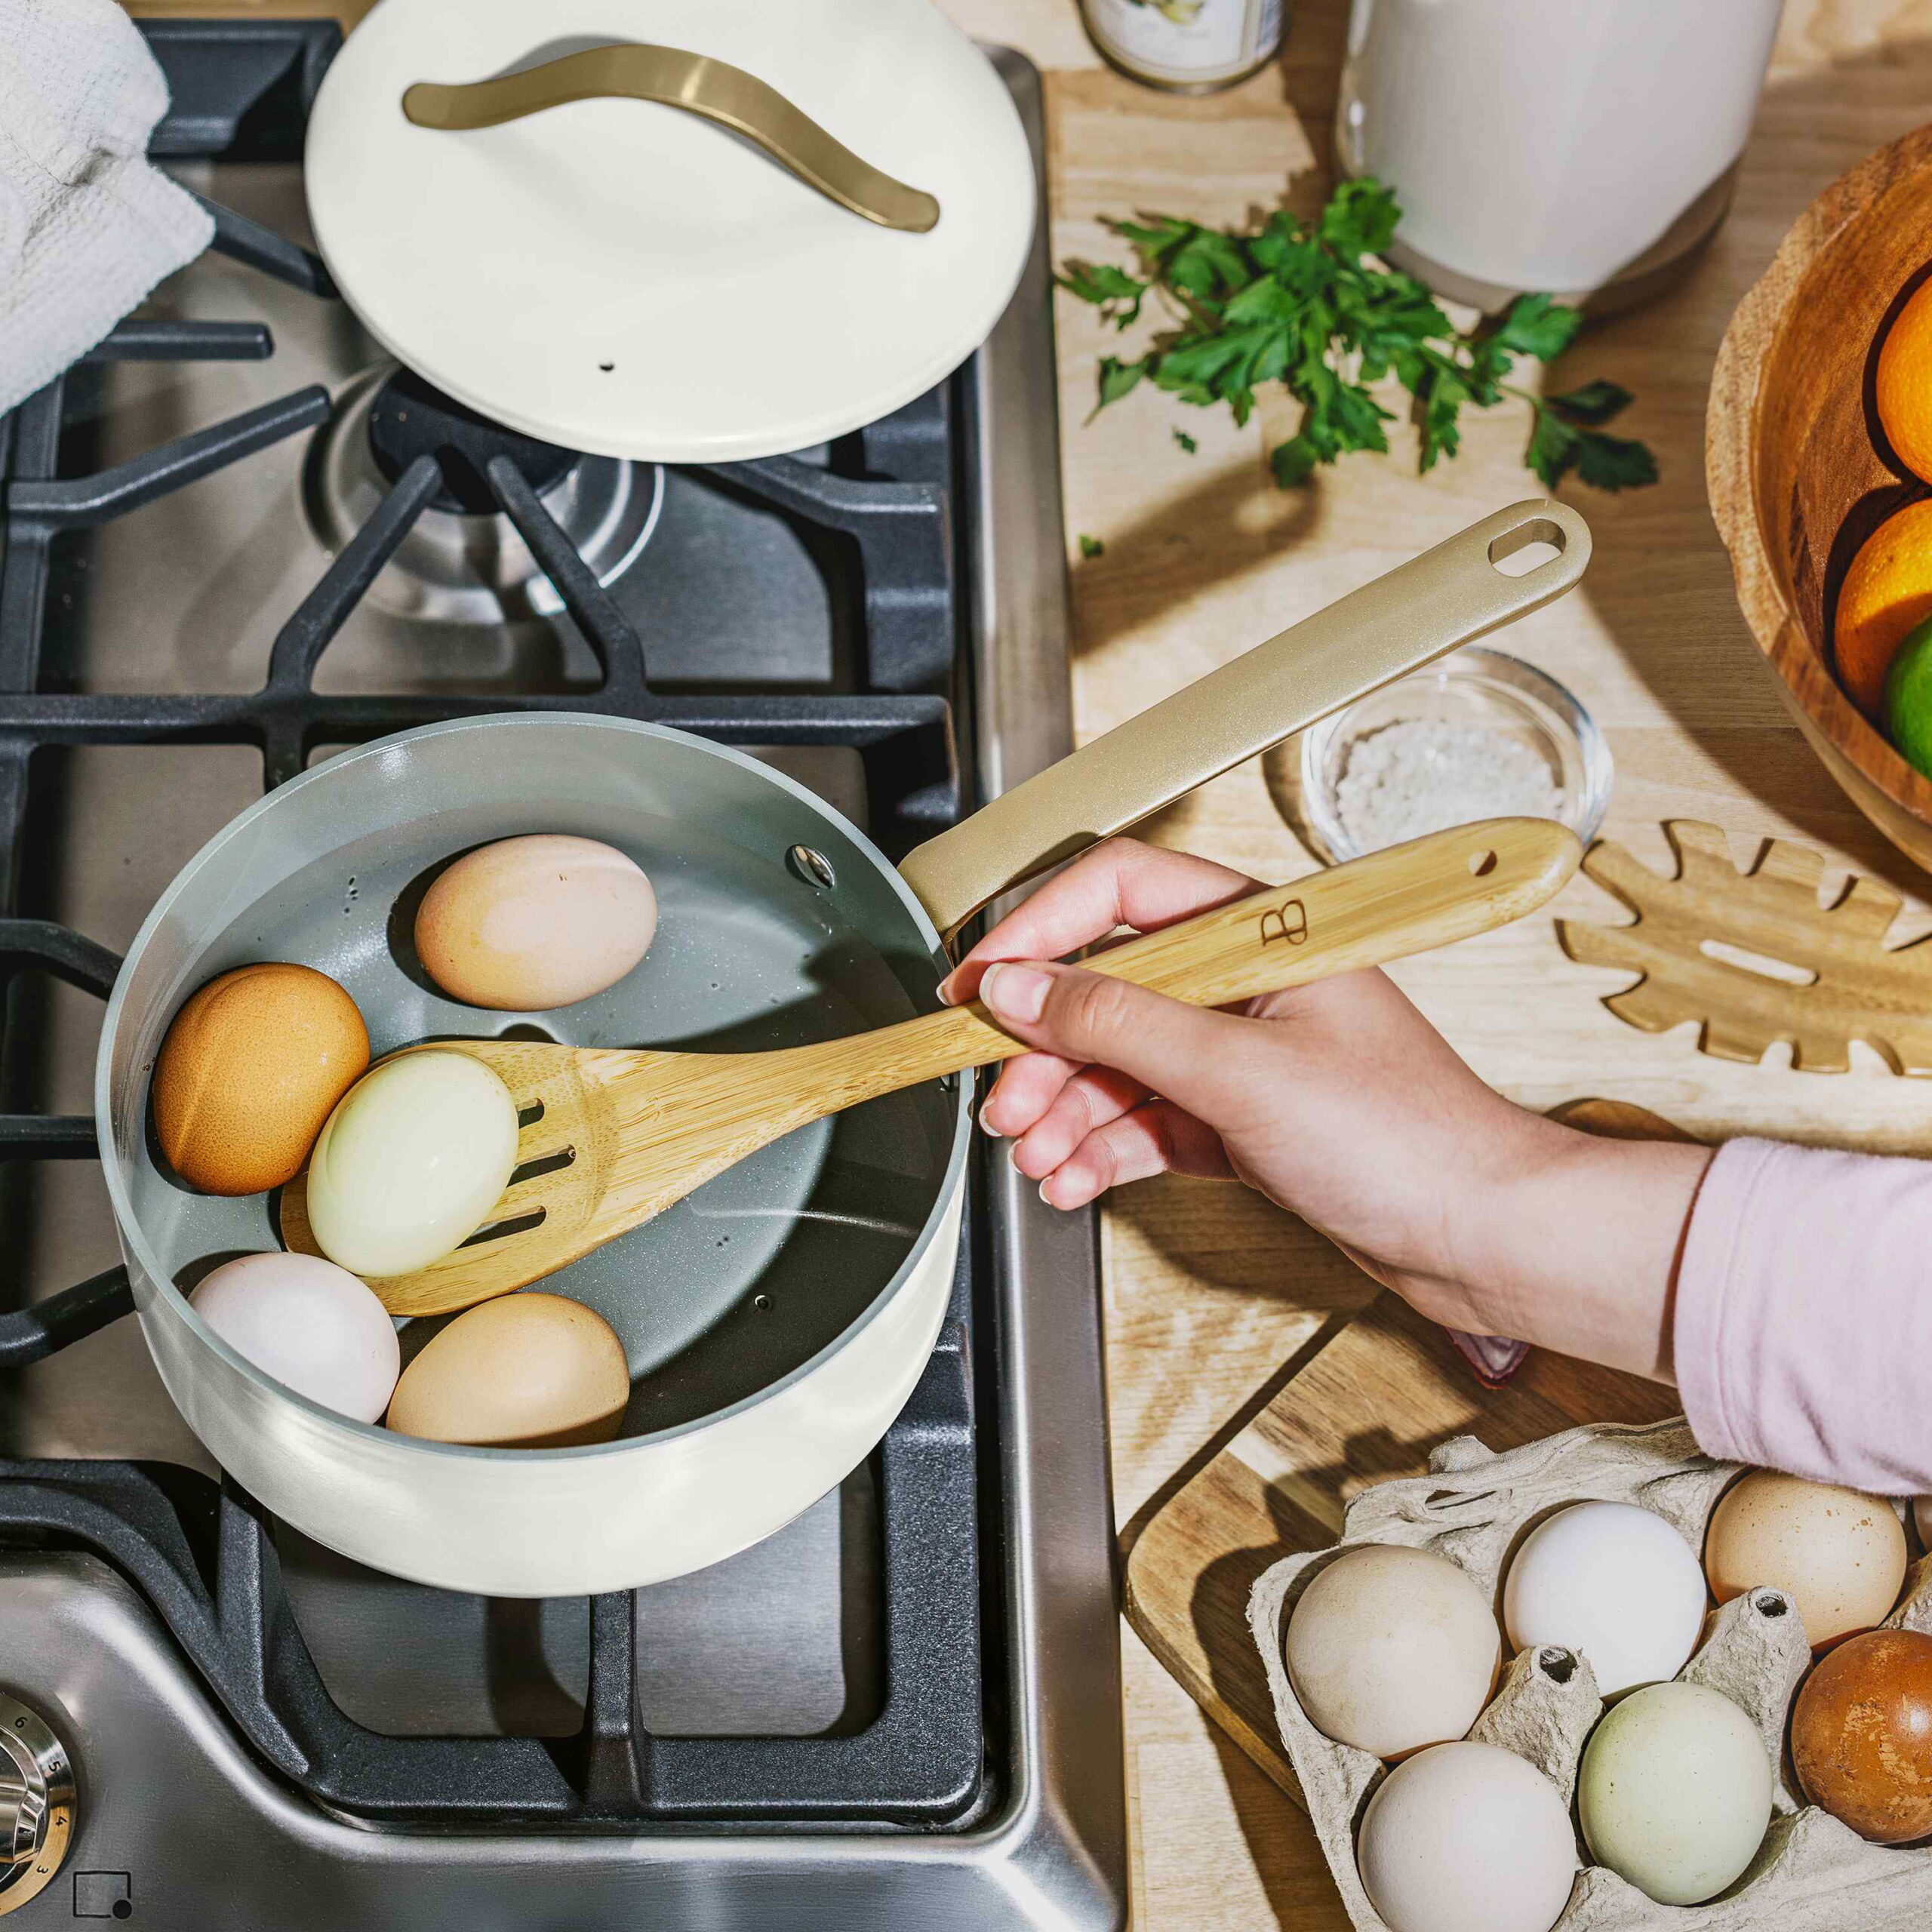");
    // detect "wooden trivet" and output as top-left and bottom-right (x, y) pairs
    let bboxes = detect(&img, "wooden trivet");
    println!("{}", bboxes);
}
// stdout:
(1119, 1098), (1688, 1804)
(1559, 820), (1932, 1073)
